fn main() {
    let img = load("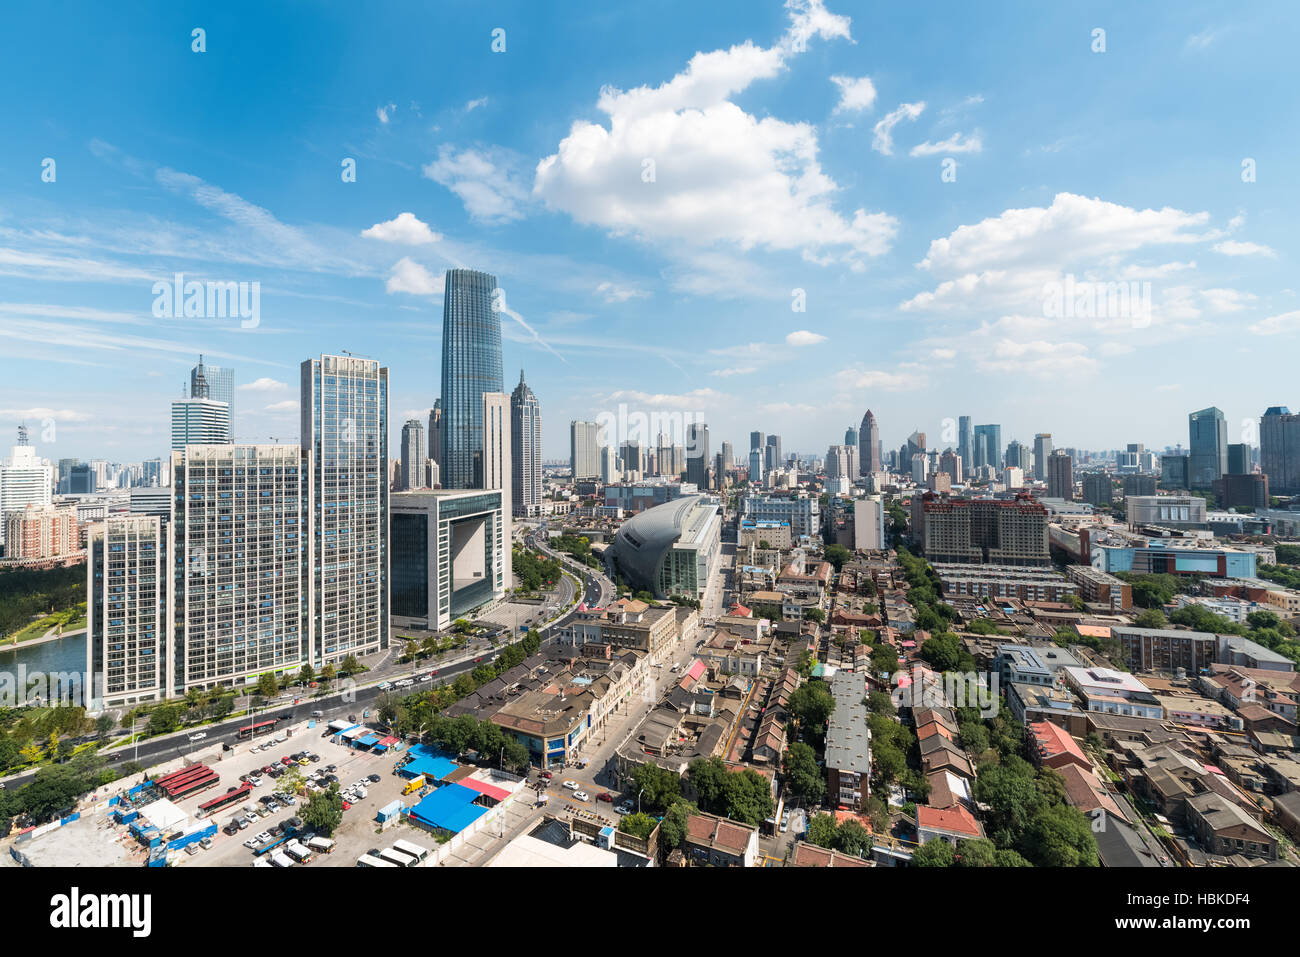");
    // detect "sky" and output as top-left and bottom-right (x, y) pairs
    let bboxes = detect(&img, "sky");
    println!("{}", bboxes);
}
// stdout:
(1, 0), (1298, 464)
